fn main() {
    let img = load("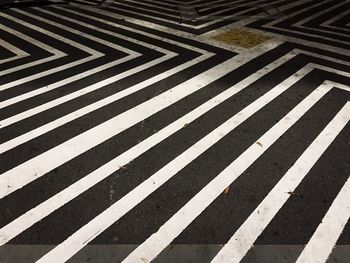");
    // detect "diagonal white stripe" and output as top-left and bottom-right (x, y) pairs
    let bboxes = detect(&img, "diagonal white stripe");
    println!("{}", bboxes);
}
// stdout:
(0, 52), (207, 153)
(0, 51), (269, 199)
(35, 66), (326, 263)
(121, 83), (336, 263)
(265, 0), (350, 45)
(320, 9), (350, 33)
(293, 2), (350, 38)
(0, 51), (296, 247)
(0, 38), (29, 65)
(211, 99), (350, 263)
(296, 175), (350, 263)
(0, 11), (102, 91)
(0, 25), (64, 76)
